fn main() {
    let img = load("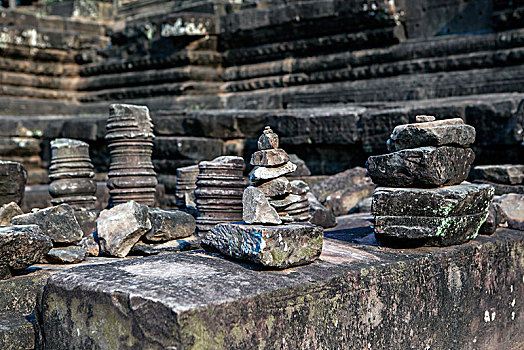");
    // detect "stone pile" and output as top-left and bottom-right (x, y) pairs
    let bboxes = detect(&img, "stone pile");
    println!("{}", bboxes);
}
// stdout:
(194, 156), (248, 235)
(48, 138), (97, 210)
(203, 127), (323, 269)
(367, 116), (494, 247)
(106, 104), (157, 207)
(175, 165), (199, 208)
